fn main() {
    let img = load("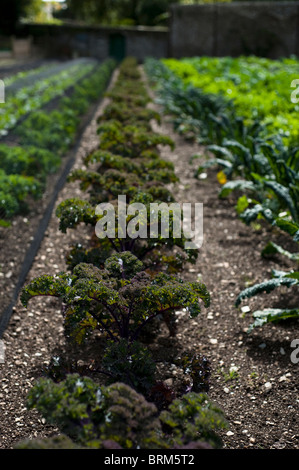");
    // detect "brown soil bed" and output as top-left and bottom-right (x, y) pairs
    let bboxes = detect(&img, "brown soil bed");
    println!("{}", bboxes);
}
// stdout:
(0, 68), (298, 450)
